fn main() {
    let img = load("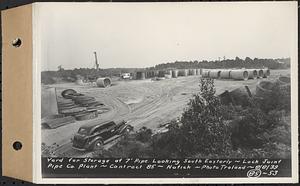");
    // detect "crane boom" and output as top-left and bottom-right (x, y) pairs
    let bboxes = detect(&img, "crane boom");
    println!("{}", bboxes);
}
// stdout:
(94, 51), (99, 71)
